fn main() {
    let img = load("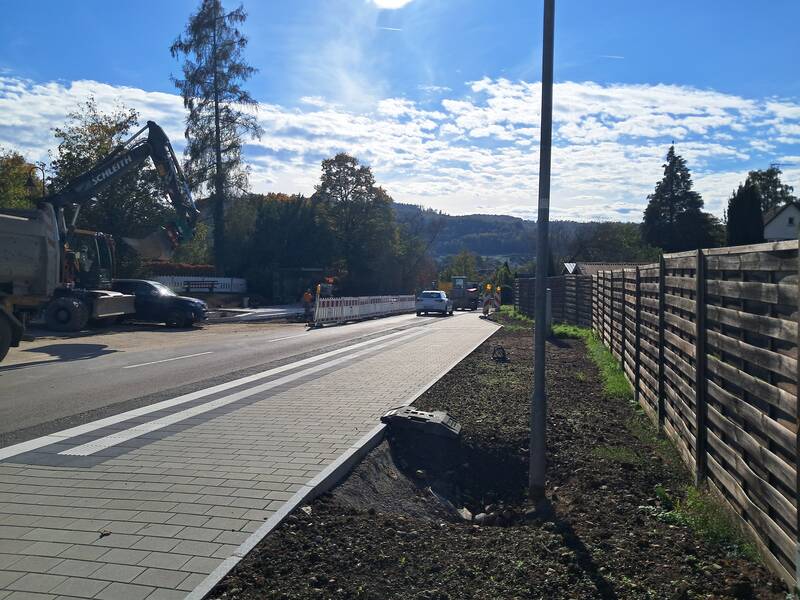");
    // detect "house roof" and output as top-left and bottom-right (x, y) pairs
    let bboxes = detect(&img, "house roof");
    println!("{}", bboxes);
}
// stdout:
(565, 261), (649, 276)
(763, 202), (800, 225)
